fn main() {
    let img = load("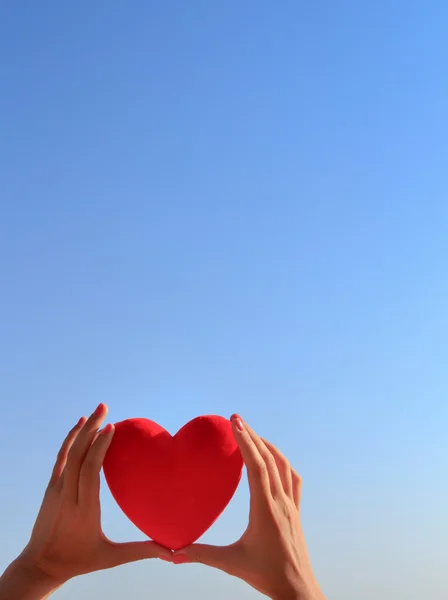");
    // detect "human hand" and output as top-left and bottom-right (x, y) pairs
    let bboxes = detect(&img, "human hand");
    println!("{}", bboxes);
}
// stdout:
(1, 404), (171, 599)
(172, 415), (325, 600)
